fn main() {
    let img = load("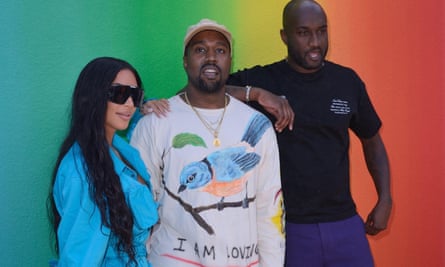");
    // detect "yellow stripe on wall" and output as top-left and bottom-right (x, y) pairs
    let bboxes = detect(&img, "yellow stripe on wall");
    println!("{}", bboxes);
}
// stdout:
(232, 0), (289, 71)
